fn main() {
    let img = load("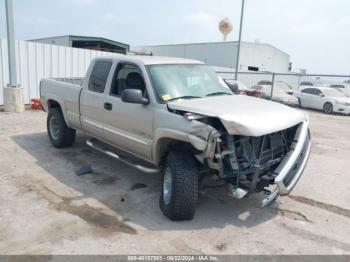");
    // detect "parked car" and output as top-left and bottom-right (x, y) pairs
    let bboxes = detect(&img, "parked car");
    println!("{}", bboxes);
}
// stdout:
(40, 56), (311, 220)
(224, 79), (262, 97)
(329, 84), (350, 97)
(275, 81), (295, 95)
(252, 84), (299, 107)
(294, 87), (350, 114)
